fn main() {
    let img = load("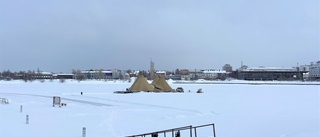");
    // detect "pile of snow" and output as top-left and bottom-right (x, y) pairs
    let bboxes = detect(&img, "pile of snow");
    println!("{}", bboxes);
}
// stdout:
(167, 78), (174, 84)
